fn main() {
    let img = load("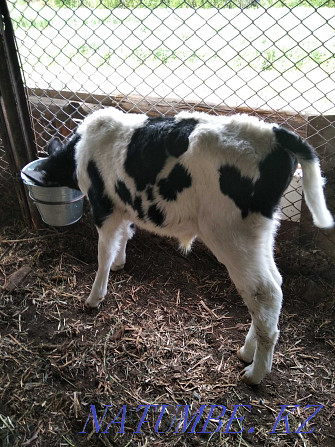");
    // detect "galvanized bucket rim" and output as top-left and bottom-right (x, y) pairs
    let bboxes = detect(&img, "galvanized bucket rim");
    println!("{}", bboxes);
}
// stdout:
(28, 191), (85, 206)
